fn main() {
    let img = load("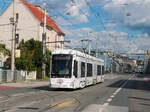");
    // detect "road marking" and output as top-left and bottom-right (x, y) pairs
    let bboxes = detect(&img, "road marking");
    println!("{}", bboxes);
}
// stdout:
(102, 75), (135, 108)
(110, 95), (114, 98)
(49, 99), (76, 108)
(115, 88), (121, 93)
(99, 75), (135, 112)
(112, 92), (117, 95)
(107, 98), (112, 102)
(57, 100), (75, 108)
